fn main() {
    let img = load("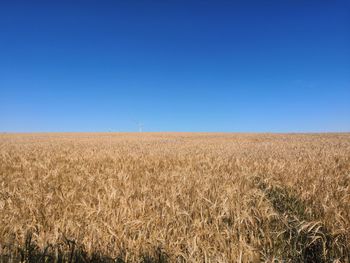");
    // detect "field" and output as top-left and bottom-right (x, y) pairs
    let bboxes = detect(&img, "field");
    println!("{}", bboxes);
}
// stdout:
(0, 133), (349, 262)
